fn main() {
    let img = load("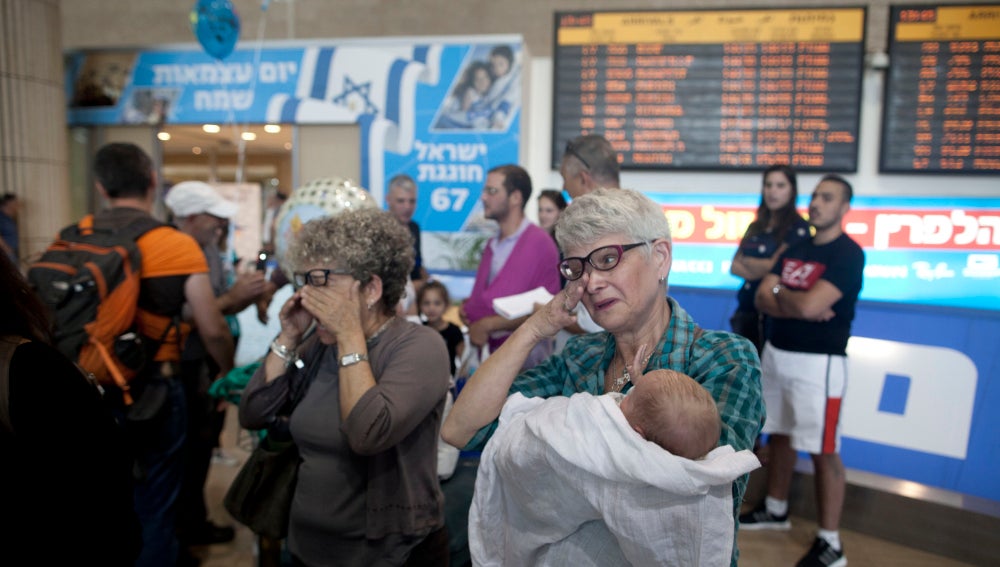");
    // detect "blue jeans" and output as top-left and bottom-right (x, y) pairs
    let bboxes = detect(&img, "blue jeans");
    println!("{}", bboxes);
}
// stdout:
(130, 376), (187, 567)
